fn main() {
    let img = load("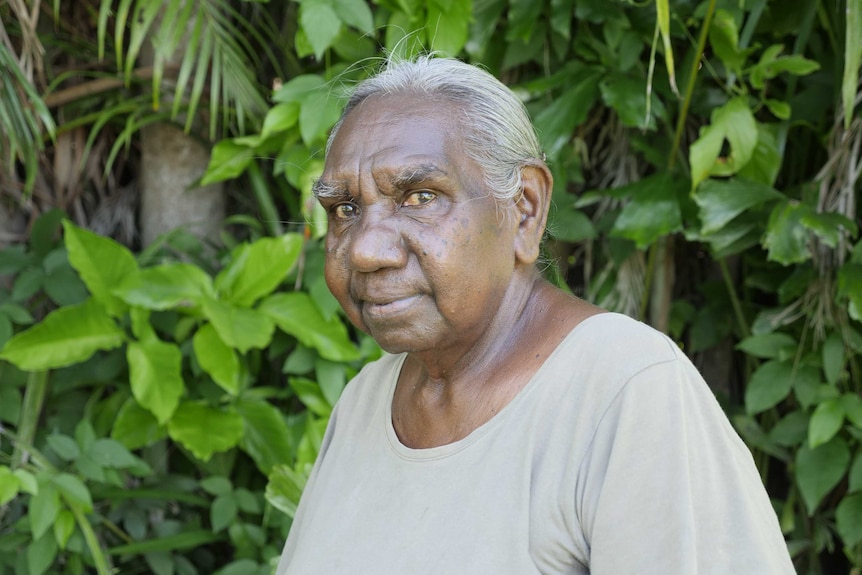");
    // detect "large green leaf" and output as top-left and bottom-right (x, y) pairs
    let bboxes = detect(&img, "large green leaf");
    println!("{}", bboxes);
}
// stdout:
(763, 200), (812, 265)
(115, 263), (215, 311)
(52, 473), (93, 512)
(27, 532), (57, 575)
(796, 437), (851, 515)
(0, 466), (18, 506)
(62, 221), (138, 316)
(800, 211), (859, 249)
(0, 299), (125, 370)
(193, 323), (241, 395)
(167, 402), (244, 461)
(735, 332), (797, 360)
(837, 493), (862, 547)
(260, 102), (301, 140)
(259, 292), (360, 361)
(533, 68), (602, 161)
(111, 397), (167, 450)
(299, 0), (342, 60)
(127, 339), (184, 424)
(428, 0), (471, 56)
(808, 399), (845, 448)
(689, 97), (758, 190)
(201, 297), (275, 353)
(694, 178), (783, 235)
(610, 173), (684, 249)
(599, 72), (665, 129)
(736, 123), (782, 186)
(29, 481), (60, 539)
(215, 235), (303, 307)
(200, 140), (256, 186)
(332, 0), (374, 33)
(265, 464), (308, 518)
(236, 399), (294, 475)
(745, 359), (794, 414)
